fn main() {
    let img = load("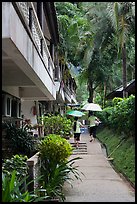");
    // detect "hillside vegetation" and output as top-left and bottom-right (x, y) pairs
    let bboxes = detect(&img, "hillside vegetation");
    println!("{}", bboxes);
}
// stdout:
(97, 127), (135, 186)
